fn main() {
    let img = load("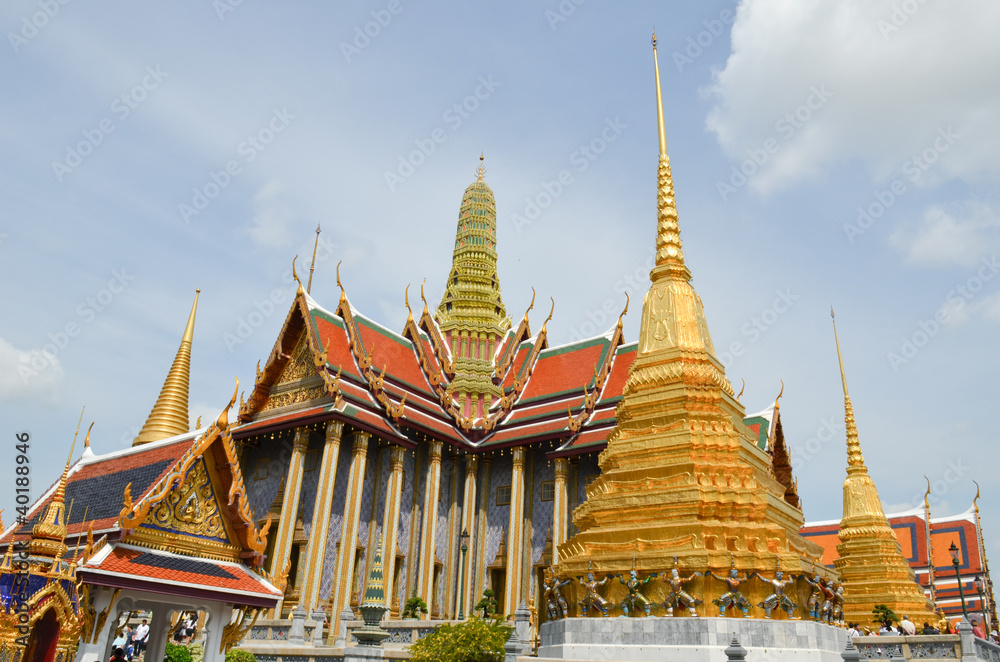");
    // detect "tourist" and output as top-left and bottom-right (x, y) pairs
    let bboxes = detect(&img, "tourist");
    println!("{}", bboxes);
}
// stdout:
(111, 632), (126, 650)
(847, 622), (861, 637)
(972, 618), (987, 640)
(134, 619), (149, 660)
(922, 622), (940, 635)
(879, 620), (896, 635)
(109, 647), (127, 662)
(900, 615), (916, 636)
(989, 630), (998, 644)
(123, 625), (135, 660)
